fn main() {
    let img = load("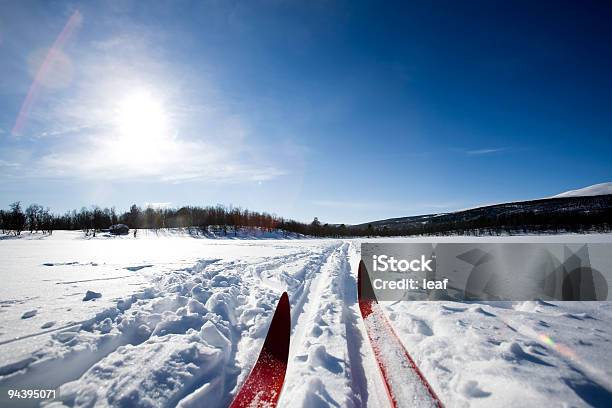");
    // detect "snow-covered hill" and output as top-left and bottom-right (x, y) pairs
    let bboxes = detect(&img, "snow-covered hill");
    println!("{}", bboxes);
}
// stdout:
(357, 193), (612, 234)
(551, 182), (612, 198)
(354, 182), (612, 234)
